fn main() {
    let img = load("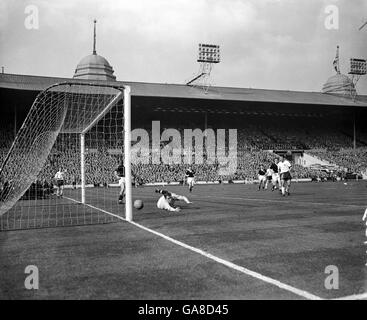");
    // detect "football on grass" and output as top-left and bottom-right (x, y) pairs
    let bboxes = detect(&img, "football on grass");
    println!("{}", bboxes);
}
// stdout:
(134, 199), (144, 210)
